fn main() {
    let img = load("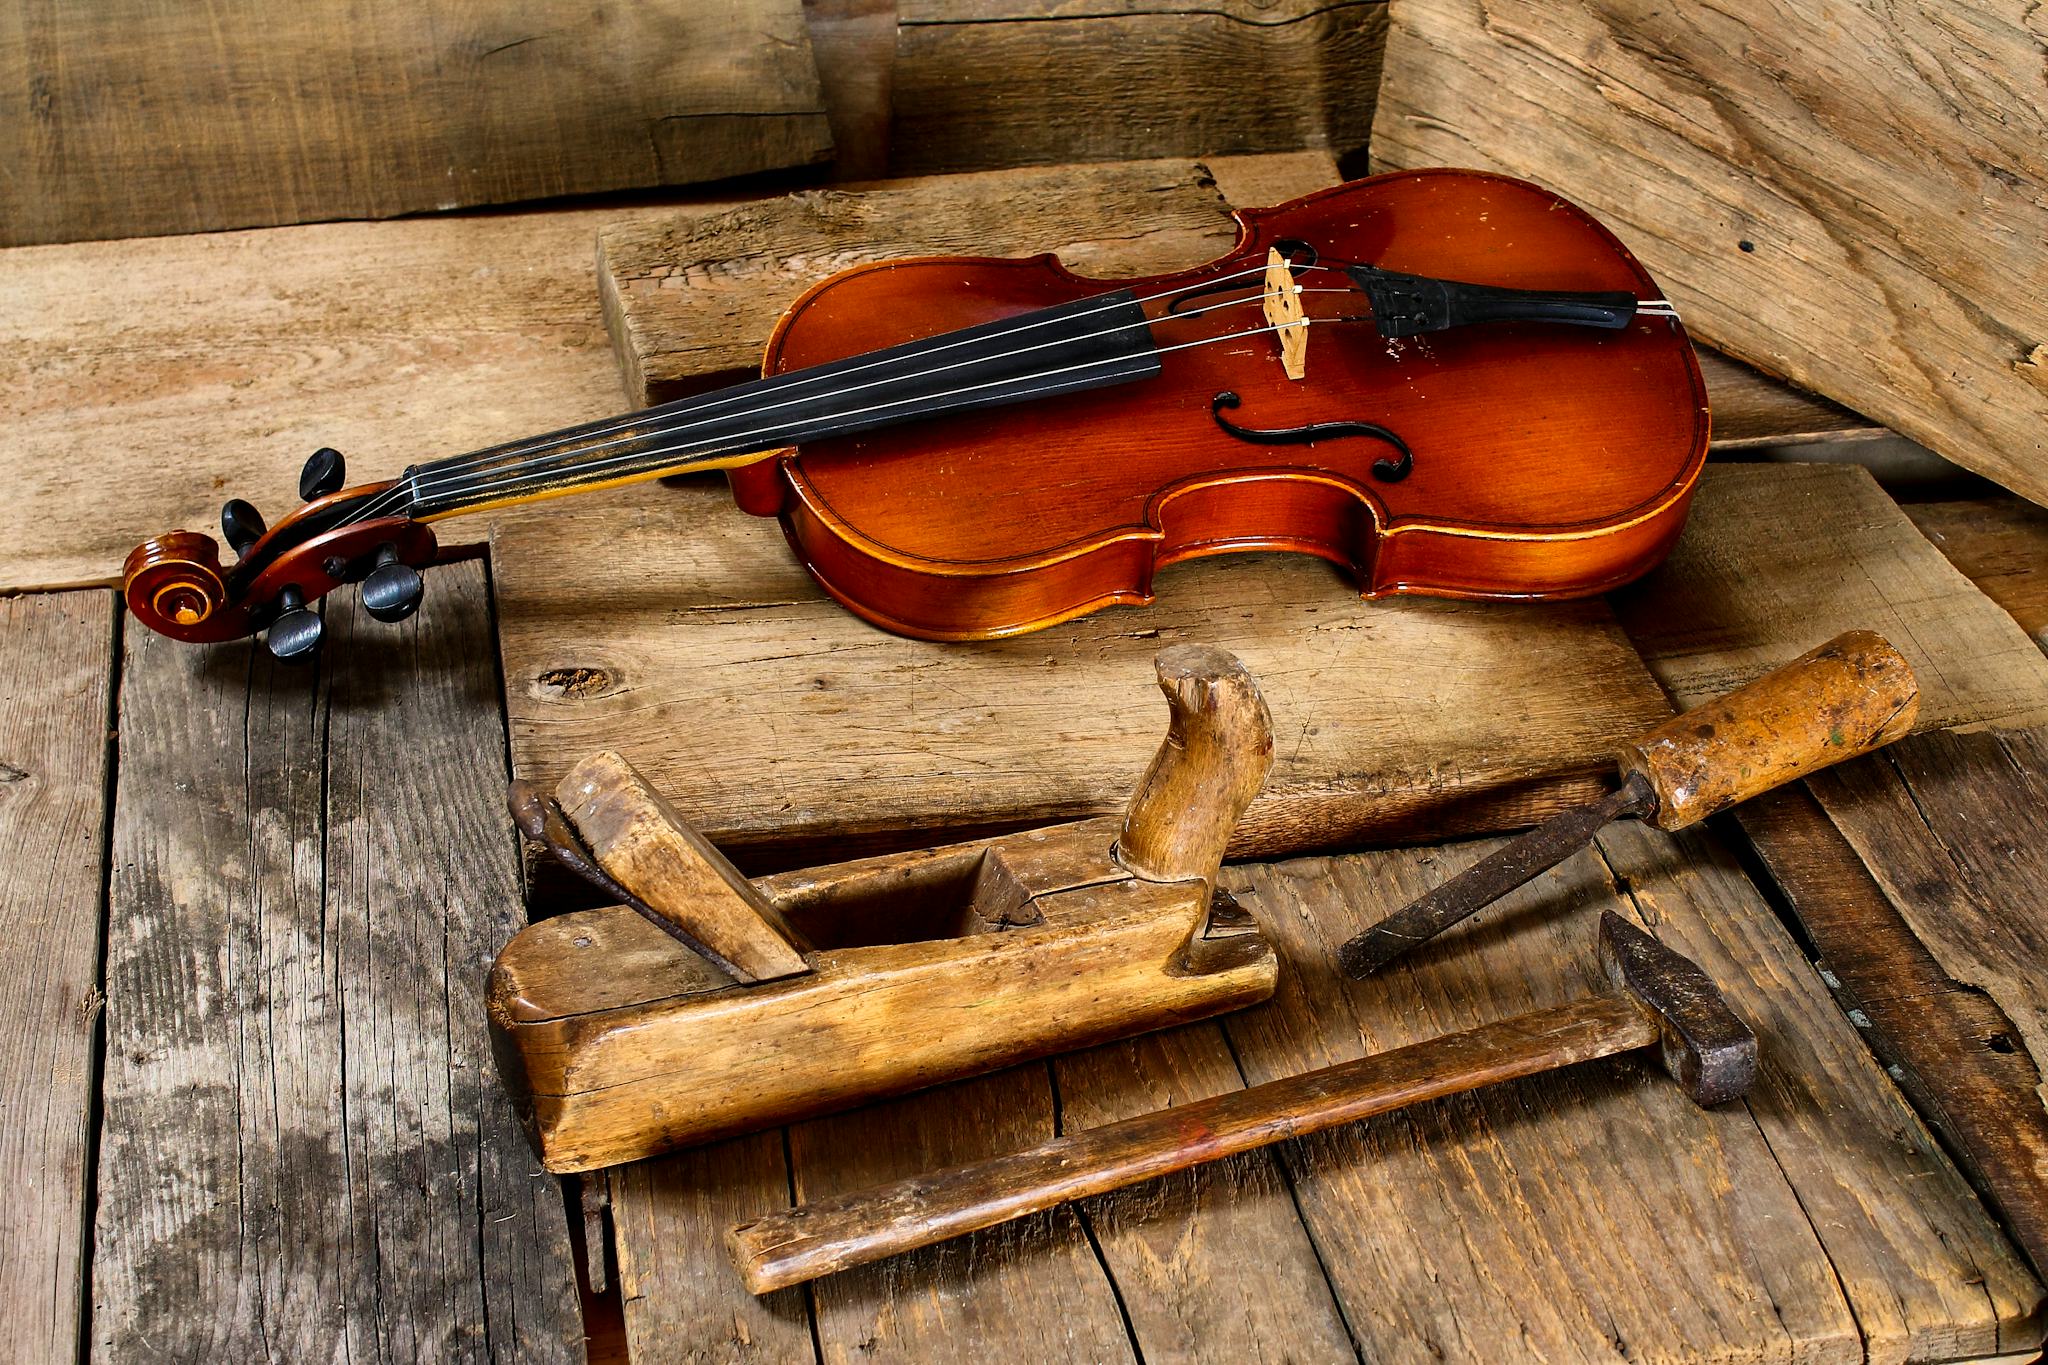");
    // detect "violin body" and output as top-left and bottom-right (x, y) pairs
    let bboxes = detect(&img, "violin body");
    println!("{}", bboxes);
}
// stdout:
(731, 169), (1706, 638)
(122, 168), (1707, 658)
